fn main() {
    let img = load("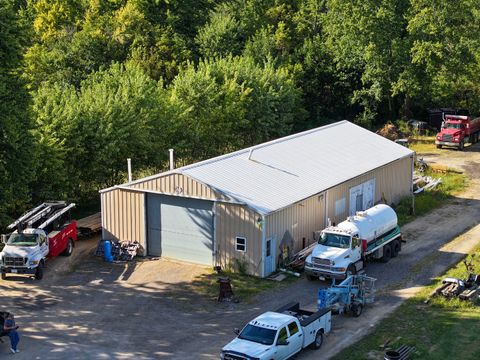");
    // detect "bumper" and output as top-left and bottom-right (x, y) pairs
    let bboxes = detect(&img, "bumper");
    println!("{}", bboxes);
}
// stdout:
(435, 140), (459, 147)
(305, 266), (346, 280)
(1, 267), (37, 275)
